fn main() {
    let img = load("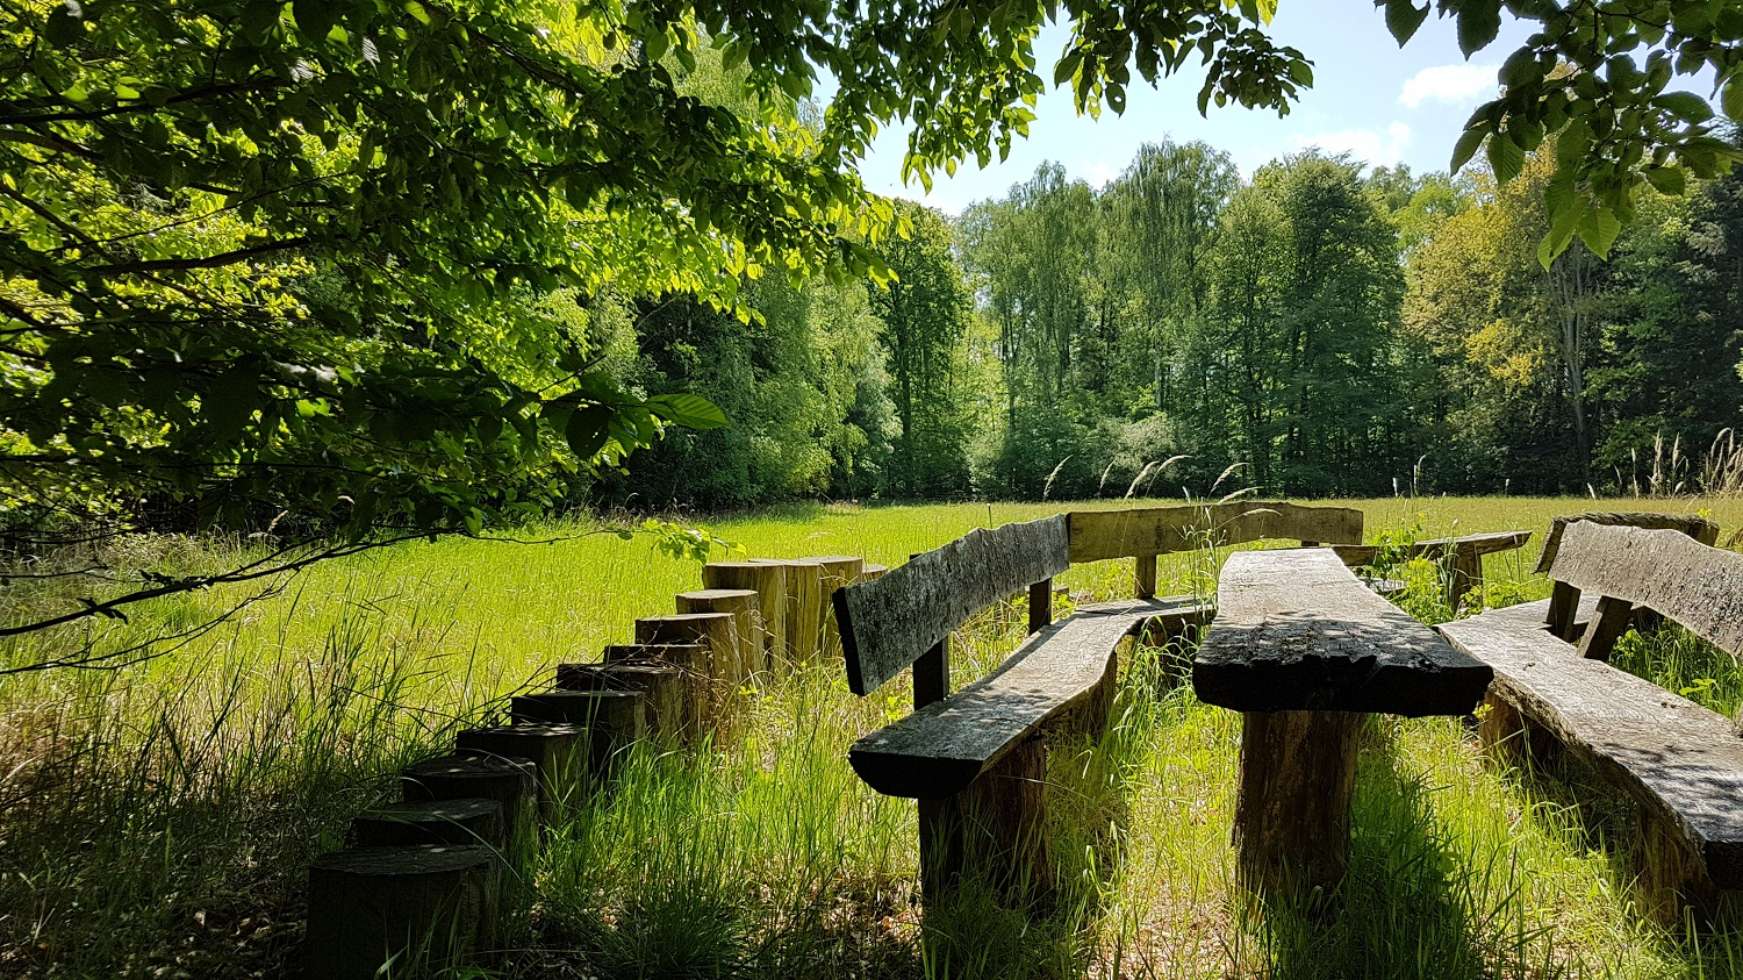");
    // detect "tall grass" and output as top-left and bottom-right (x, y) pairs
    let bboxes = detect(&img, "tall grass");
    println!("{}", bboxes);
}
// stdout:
(3, 497), (1743, 977)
